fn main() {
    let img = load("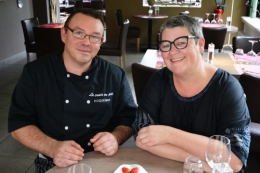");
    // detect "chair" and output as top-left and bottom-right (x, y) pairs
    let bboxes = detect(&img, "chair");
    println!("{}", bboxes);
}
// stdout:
(232, 36), (260, 54)
(115, 9), (141, 52)
(91, 0), (106, 21)
(98, 19), (129, 69)
(202, 26), (227, 53)
(131, 63), (158, 103)
(239, 73), (260, 154)
(21, 17), (39, 62)
(33, 27), (64, 59)
(74, 0), (83, 9)
(156, 32), (160, 50)
(91, 0), (103, 10)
